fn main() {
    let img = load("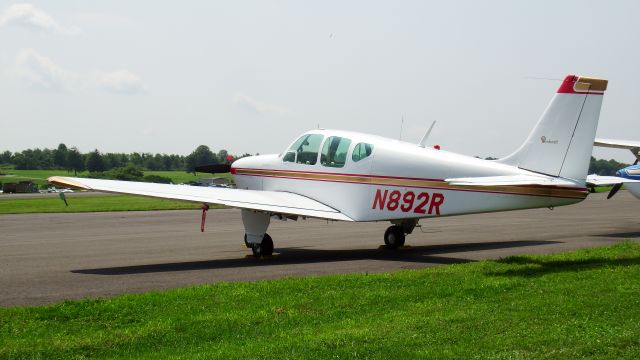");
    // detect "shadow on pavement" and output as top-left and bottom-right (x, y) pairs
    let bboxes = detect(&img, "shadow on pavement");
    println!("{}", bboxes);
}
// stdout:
(72, 240), (559, 275)
(595, 231), (640, 239)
